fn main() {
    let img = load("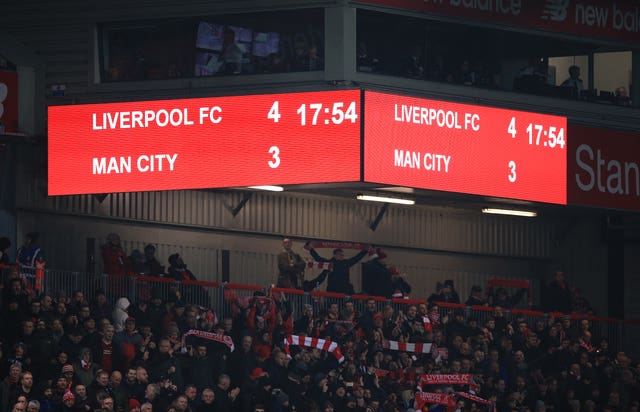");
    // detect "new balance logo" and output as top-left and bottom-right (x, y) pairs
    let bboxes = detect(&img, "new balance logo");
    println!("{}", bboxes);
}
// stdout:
(541, 0), (569, 21)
